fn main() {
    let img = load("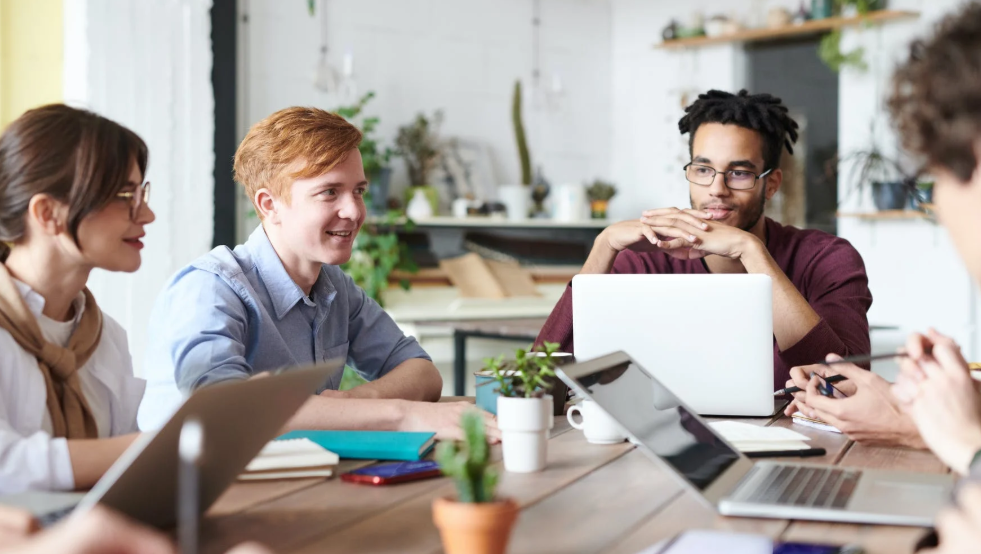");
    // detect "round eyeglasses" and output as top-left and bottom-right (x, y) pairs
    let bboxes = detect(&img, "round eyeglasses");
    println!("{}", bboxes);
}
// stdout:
(683, 163), (772, 191)
(115, 181), (151, 220)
